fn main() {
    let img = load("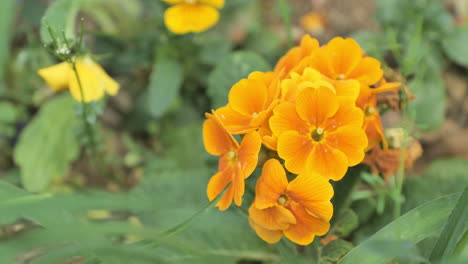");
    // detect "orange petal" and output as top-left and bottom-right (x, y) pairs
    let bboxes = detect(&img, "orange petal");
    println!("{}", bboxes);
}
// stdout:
(331, 79), (360, 101)
(203, 112), (238, 156)
(249, 203), (296, 230)
(249, 217), (283, 244)
(164, 4), (219, 34)
(326, 37), (363, 78)
(348, 57), (383, 86)
(237, 131), (262, 178)
(287, 174), (334, 221)
(307, 143), (348, 181)
(215, 105), (253, 134)
(269, 102), (308, 137)
(277, 131), (313, 175)
(284, 202), (330, 245)
(255, 159), (289, 209)
(323, 102), (364, 132)
(231, 166), (245, 206)
(229, 78), (268, 117)
(295, 87), (339, 127)
(207, 167), (232, 208)
(326, 126), (367, 166)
